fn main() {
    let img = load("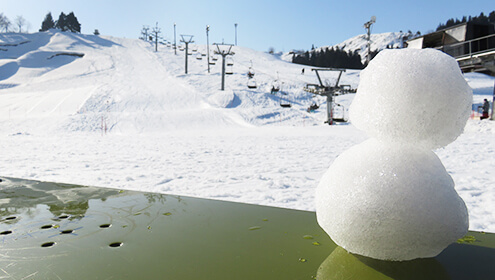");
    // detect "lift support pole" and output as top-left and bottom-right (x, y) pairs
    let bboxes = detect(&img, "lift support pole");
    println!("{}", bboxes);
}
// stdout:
(307, 68), (353, 125)
(180, 35), (194, 74)
(214, 43), (234, 91)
